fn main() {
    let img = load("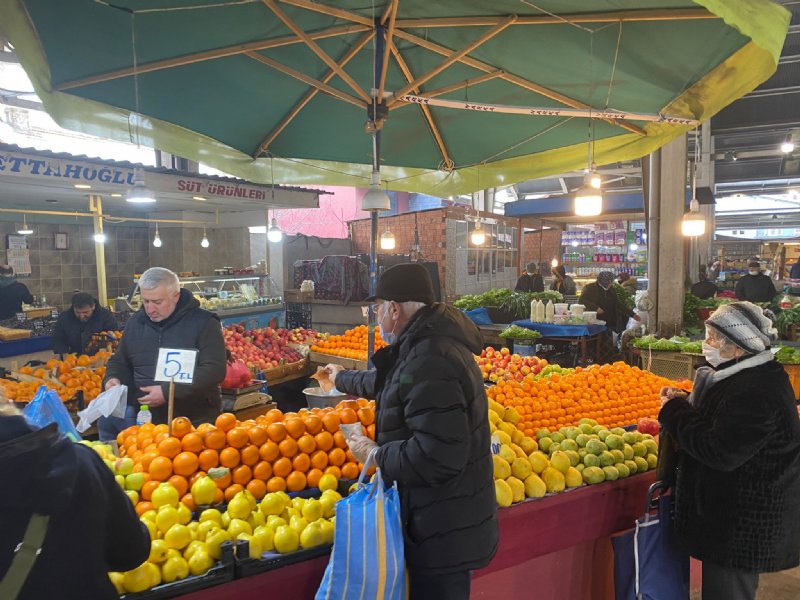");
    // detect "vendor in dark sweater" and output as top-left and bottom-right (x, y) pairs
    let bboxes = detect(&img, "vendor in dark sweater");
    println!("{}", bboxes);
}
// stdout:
(52, 292), (118, 355)
(579, 271), (640, 331)
(734, 261), (776, 303)
(690, 272), (719, 300)
(514, 262), (544, 293)
(0, 265), (33, 319)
